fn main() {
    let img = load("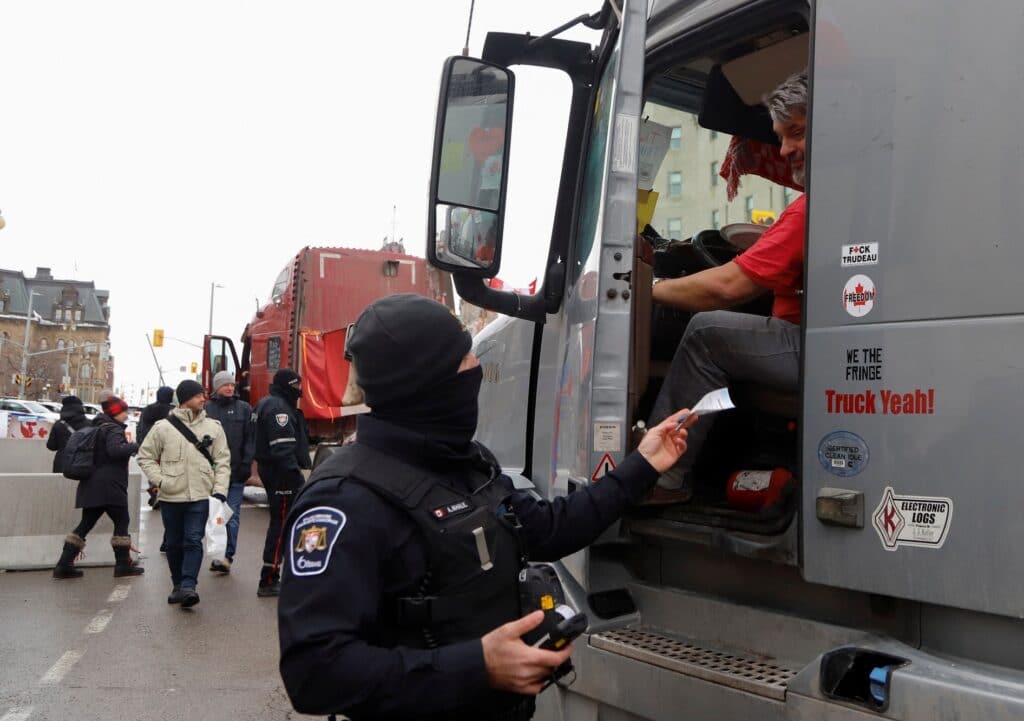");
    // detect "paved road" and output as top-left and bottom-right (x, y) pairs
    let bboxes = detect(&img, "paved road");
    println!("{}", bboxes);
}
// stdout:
(0, 499), (318, 721)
